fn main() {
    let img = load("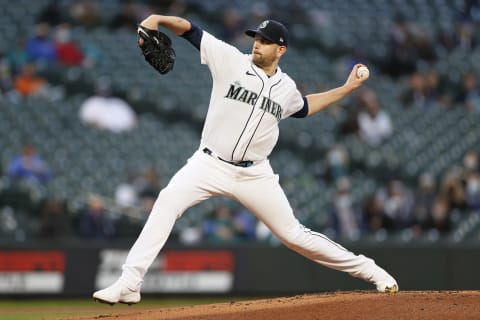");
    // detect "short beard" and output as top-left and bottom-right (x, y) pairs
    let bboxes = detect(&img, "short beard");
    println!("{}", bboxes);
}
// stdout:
(252, 54), (271, 69)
